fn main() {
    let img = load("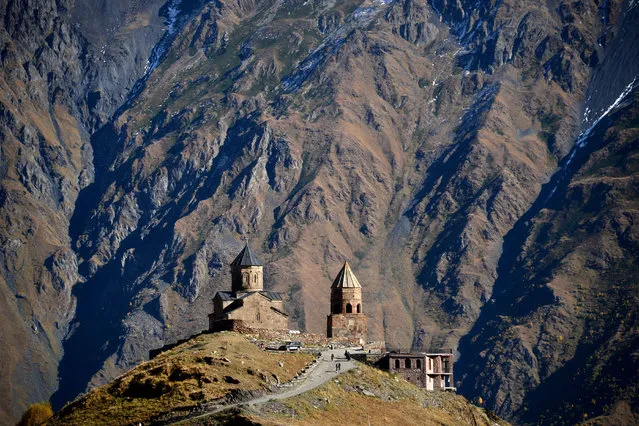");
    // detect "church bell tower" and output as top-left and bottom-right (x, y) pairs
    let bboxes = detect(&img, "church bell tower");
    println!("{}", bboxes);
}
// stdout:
(327, 262), (367, 341)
